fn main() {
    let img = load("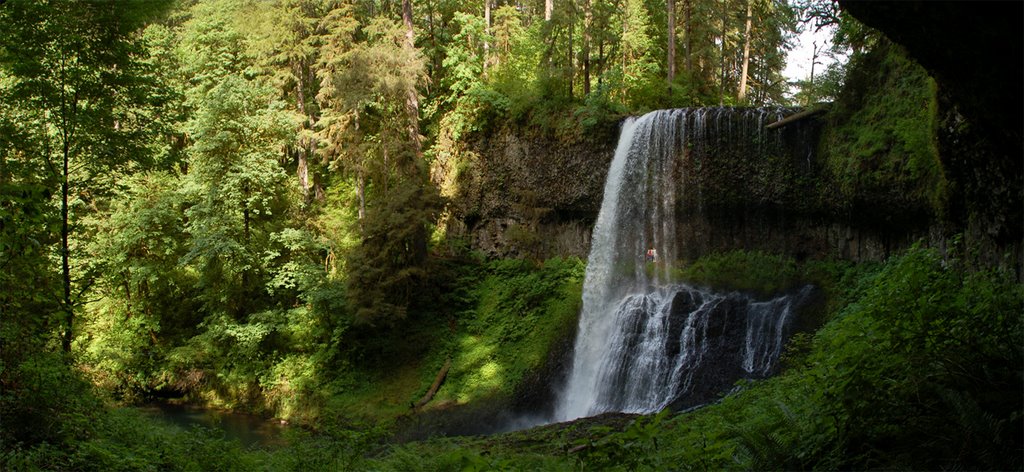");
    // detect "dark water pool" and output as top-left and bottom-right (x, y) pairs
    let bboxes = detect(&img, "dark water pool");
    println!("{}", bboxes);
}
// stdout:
(136, 403), (288, 448)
